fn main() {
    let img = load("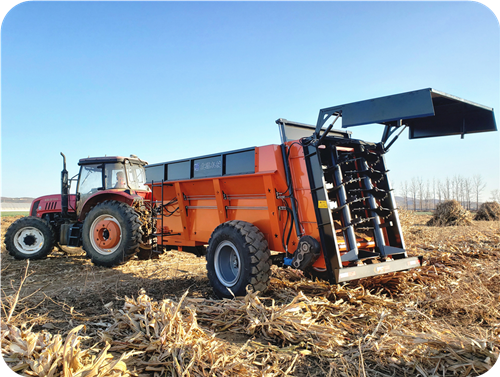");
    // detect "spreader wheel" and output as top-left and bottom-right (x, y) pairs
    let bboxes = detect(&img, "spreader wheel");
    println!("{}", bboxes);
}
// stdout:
(206, 220), (272, 298)
(82, 201), (143, 267)
(4, 217), (55, 260)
